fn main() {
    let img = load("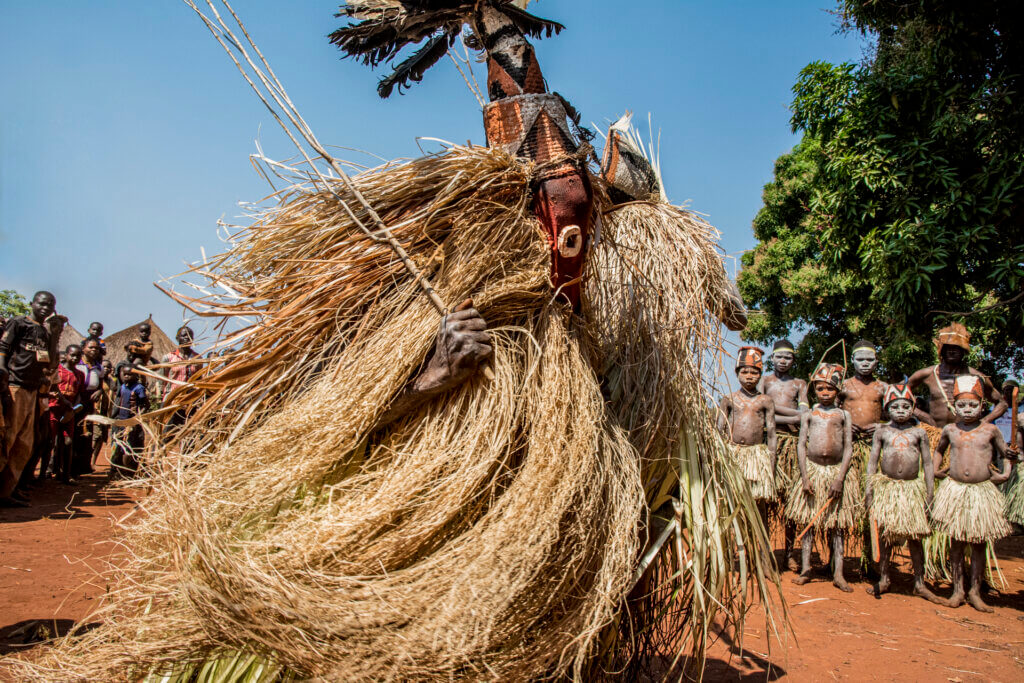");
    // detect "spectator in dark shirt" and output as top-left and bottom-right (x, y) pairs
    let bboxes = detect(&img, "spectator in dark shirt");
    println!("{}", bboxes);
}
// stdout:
(0, 291), (66, 506)
(109, 363), (146, 480)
